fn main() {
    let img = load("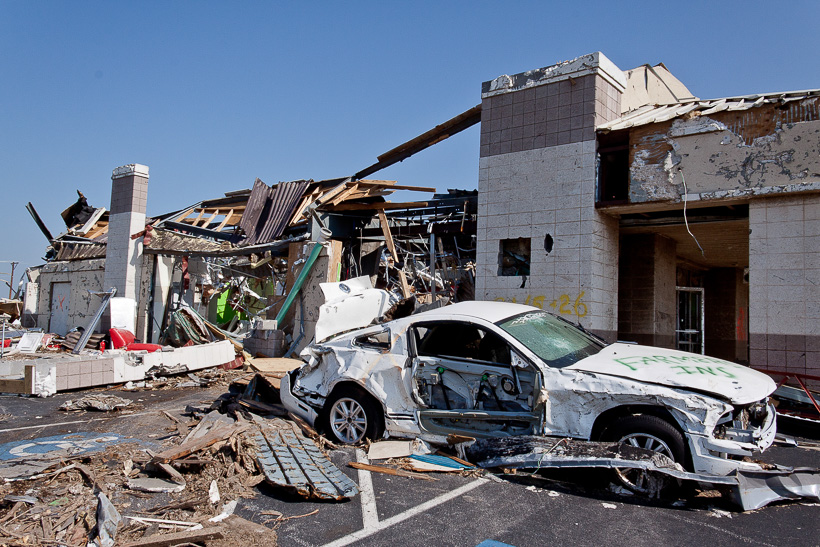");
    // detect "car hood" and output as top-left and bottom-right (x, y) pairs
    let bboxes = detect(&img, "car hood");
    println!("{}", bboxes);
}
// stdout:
(567, 344), (776, 404)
